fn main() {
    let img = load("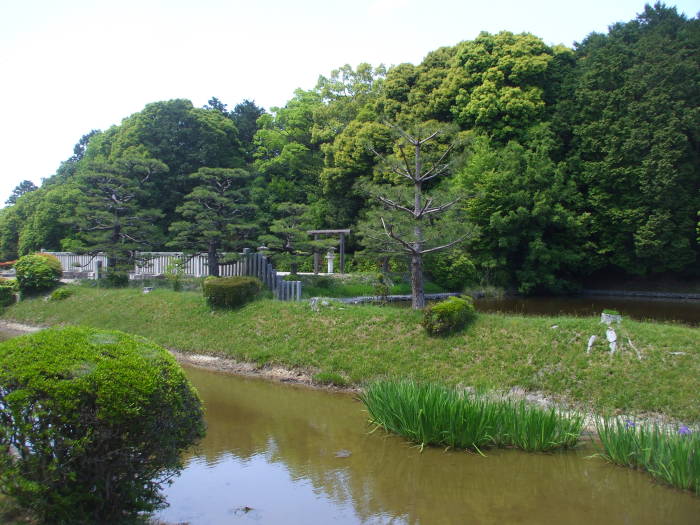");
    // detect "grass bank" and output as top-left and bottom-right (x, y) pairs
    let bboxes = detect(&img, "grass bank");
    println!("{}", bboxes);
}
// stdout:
(2, 286), (699, 421)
